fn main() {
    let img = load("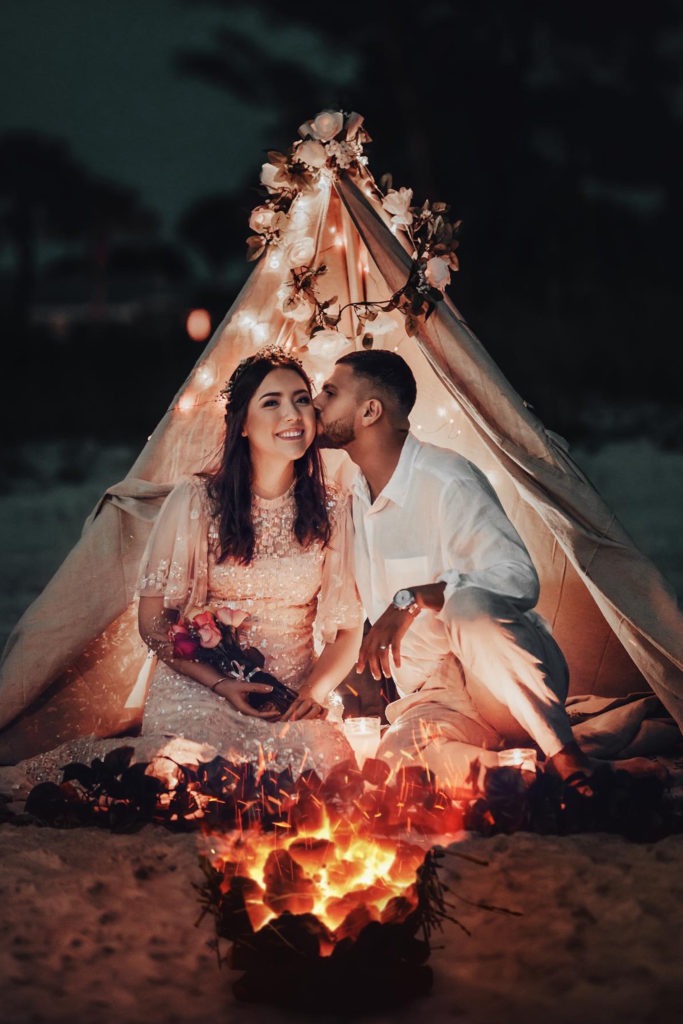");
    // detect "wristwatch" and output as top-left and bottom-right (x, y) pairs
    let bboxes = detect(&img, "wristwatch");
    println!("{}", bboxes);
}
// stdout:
(392, 588), (420, 615)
